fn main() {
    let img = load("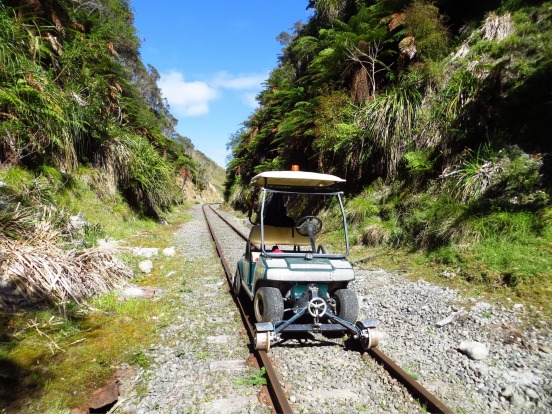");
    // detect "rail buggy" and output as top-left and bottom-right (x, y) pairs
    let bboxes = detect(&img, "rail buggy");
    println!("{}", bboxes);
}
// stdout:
(233, 170), (381, 351)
